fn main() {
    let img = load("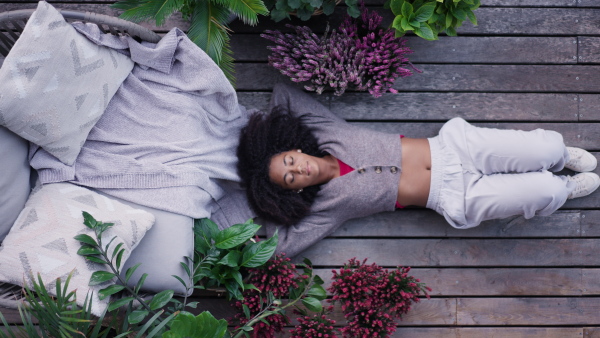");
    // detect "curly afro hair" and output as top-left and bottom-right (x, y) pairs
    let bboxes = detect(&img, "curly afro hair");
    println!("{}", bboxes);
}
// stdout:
(237, 106), (326, 226)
